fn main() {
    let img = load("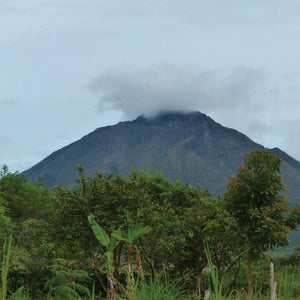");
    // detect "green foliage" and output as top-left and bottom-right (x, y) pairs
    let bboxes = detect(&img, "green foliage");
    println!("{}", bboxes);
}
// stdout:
(281, 268), (295, 300)
(1, 234), (12, 300)
(0, 166), (53, 260)
(52, 168), (251, 296)
(9, 286), (30, 300)
(46, 258), (90, 300)
(205, 244), (223, 300)
(88, 215), (121, 277)
(88, 212), (152, 297)
(223, 149), (295, 297)
(0, 197), (12, 241)
(88, 215), (111, 247)
(1, 161), (300, 299)
(0, 166), (55, 298)
(224, 149), (292, 256)
(116, 219), (151, 245)
(124, 272), (186, 300)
